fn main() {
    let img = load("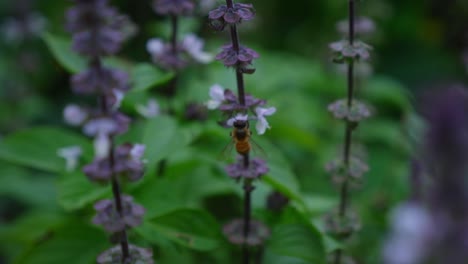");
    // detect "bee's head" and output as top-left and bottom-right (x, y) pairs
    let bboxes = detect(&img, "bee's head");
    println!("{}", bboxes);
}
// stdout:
(233, 119), (248, 129)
